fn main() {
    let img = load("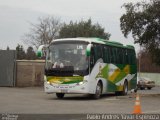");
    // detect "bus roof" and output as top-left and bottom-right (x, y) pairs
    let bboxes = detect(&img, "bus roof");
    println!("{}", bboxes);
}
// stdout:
(51, 37), (135, 50)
